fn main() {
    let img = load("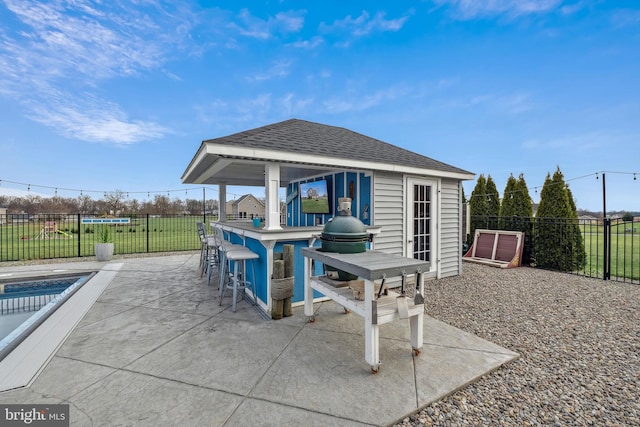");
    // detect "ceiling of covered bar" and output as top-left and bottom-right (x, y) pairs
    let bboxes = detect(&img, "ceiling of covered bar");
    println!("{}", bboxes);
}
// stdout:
(185, 153), (339, 186)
